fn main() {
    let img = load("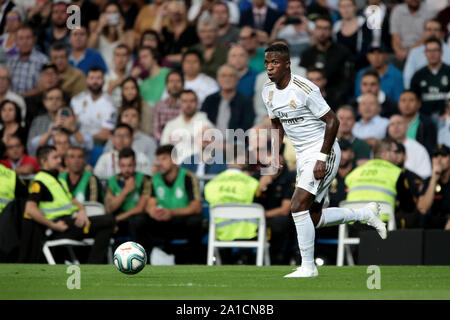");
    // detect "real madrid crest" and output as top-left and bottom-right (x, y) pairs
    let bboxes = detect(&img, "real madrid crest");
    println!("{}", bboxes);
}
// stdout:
(268, 91), (274, 101)
(436, 184), (441, 193)
(290, 99), (297, 109)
